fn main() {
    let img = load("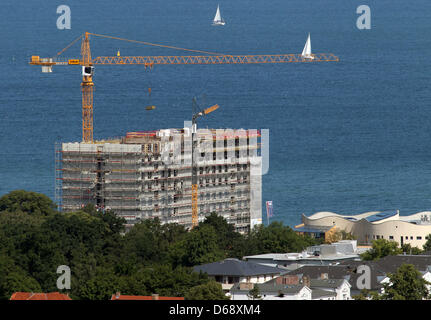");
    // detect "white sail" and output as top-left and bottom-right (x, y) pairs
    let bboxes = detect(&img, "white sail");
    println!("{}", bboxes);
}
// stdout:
(213, 5), (225, 25)
(214, 5), (221, 22)
(301, 33), (314, 59)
